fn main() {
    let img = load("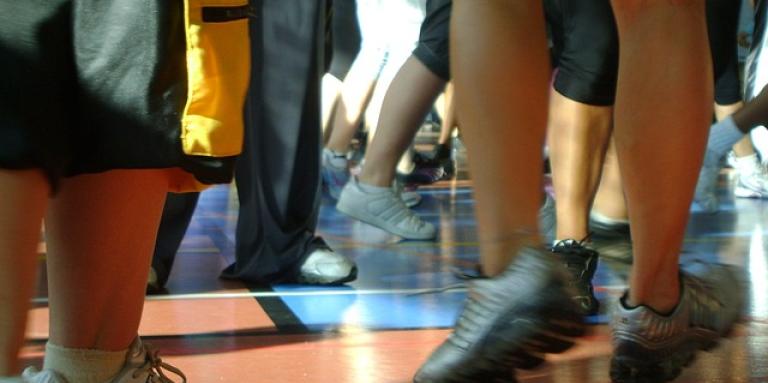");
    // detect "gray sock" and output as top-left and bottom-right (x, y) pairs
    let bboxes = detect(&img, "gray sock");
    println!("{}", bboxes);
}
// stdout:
(43, 342), (127, 383)
(706, 116), (745, 165)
